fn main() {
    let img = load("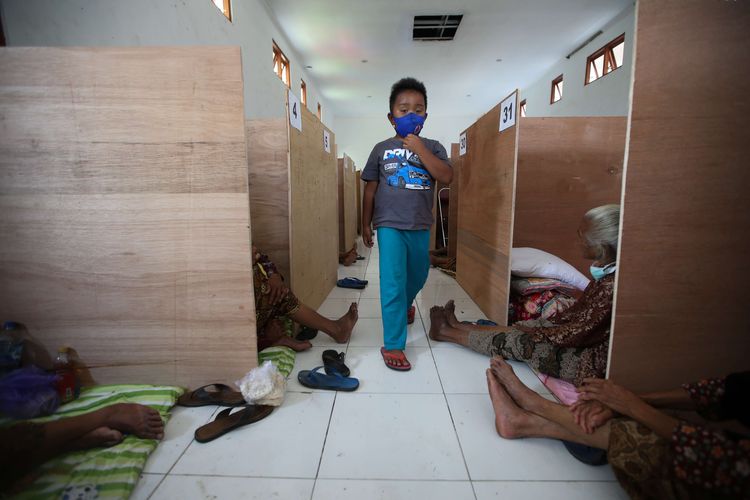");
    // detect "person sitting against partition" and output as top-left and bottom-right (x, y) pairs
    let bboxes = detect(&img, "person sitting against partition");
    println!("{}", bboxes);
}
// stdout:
(485, 357), (749, 500)
(428, 204), (619, 385)
(253, 246), (358, 351)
